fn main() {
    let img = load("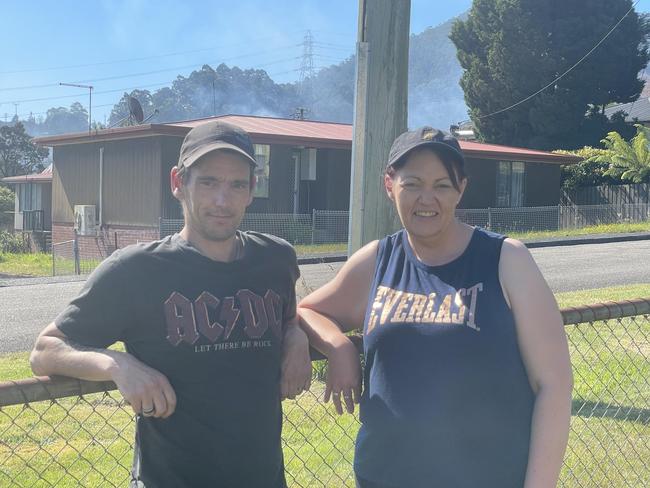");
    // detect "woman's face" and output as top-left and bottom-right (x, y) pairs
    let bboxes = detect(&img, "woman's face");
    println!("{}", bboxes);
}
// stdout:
(385, 149), (466, 241)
